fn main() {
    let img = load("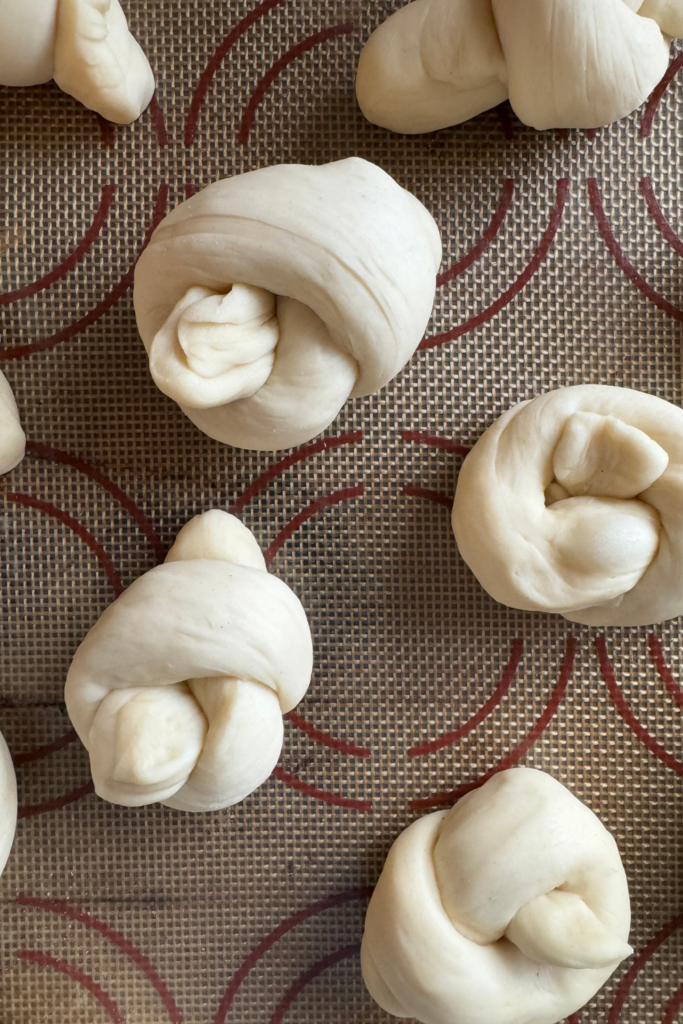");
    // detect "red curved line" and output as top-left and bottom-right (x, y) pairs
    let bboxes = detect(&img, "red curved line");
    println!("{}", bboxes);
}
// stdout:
(264, 485), (364, 566)
(408, 639), (524, 757)
(494, 103), (514, 140)
(18, 780), (95, 818)
(184, 0), (290, 147)
(437, 179), (515, 286)
(6, 493), (122, 596)
(567, 1016), (582, 1024)
(269, 944), (360, 1024)
(607, 909), (683, 1024)
(16, 896), (183, 1024)
(17, 950), (126, 1024)
(212, 888), (372, 1024)
(403, 484), (453, 509)
(641, 52), (683, 139)
(640, 177), (683, 258)
(238, 22), (355, 145)
(410, 637), (576, 811)
(595, 635), (683, 775)
(285, 711), (371, 758)
(14, 728), (79, 767)
(27, 441), (164, 563)
(95, 113), (115, 148)
(1, 185), (169, 360)
(0, 186), (116, 306)
(662, 982), (683, 1024)
(648, 634), (683, 711)
(148, 94), (167, 148)
(272, 767), (372, 812)
(230, 432), (363, 515)
(400, 431), (470, 458)
(421, 178), (569, 350)
(587, 178), (683, 323)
